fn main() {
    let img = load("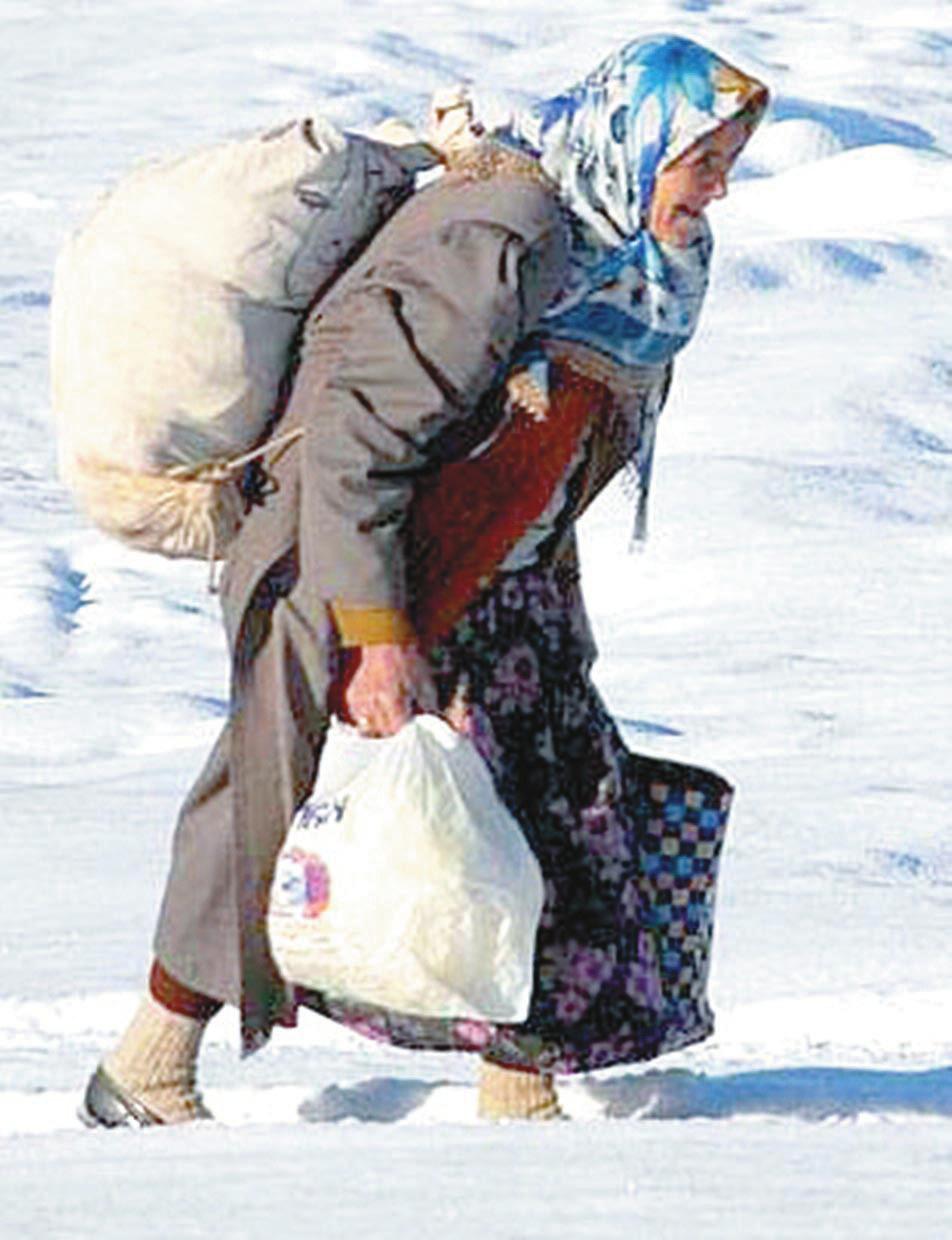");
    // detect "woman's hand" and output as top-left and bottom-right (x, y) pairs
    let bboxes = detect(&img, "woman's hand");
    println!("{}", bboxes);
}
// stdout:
(340, 643), (438, 737)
